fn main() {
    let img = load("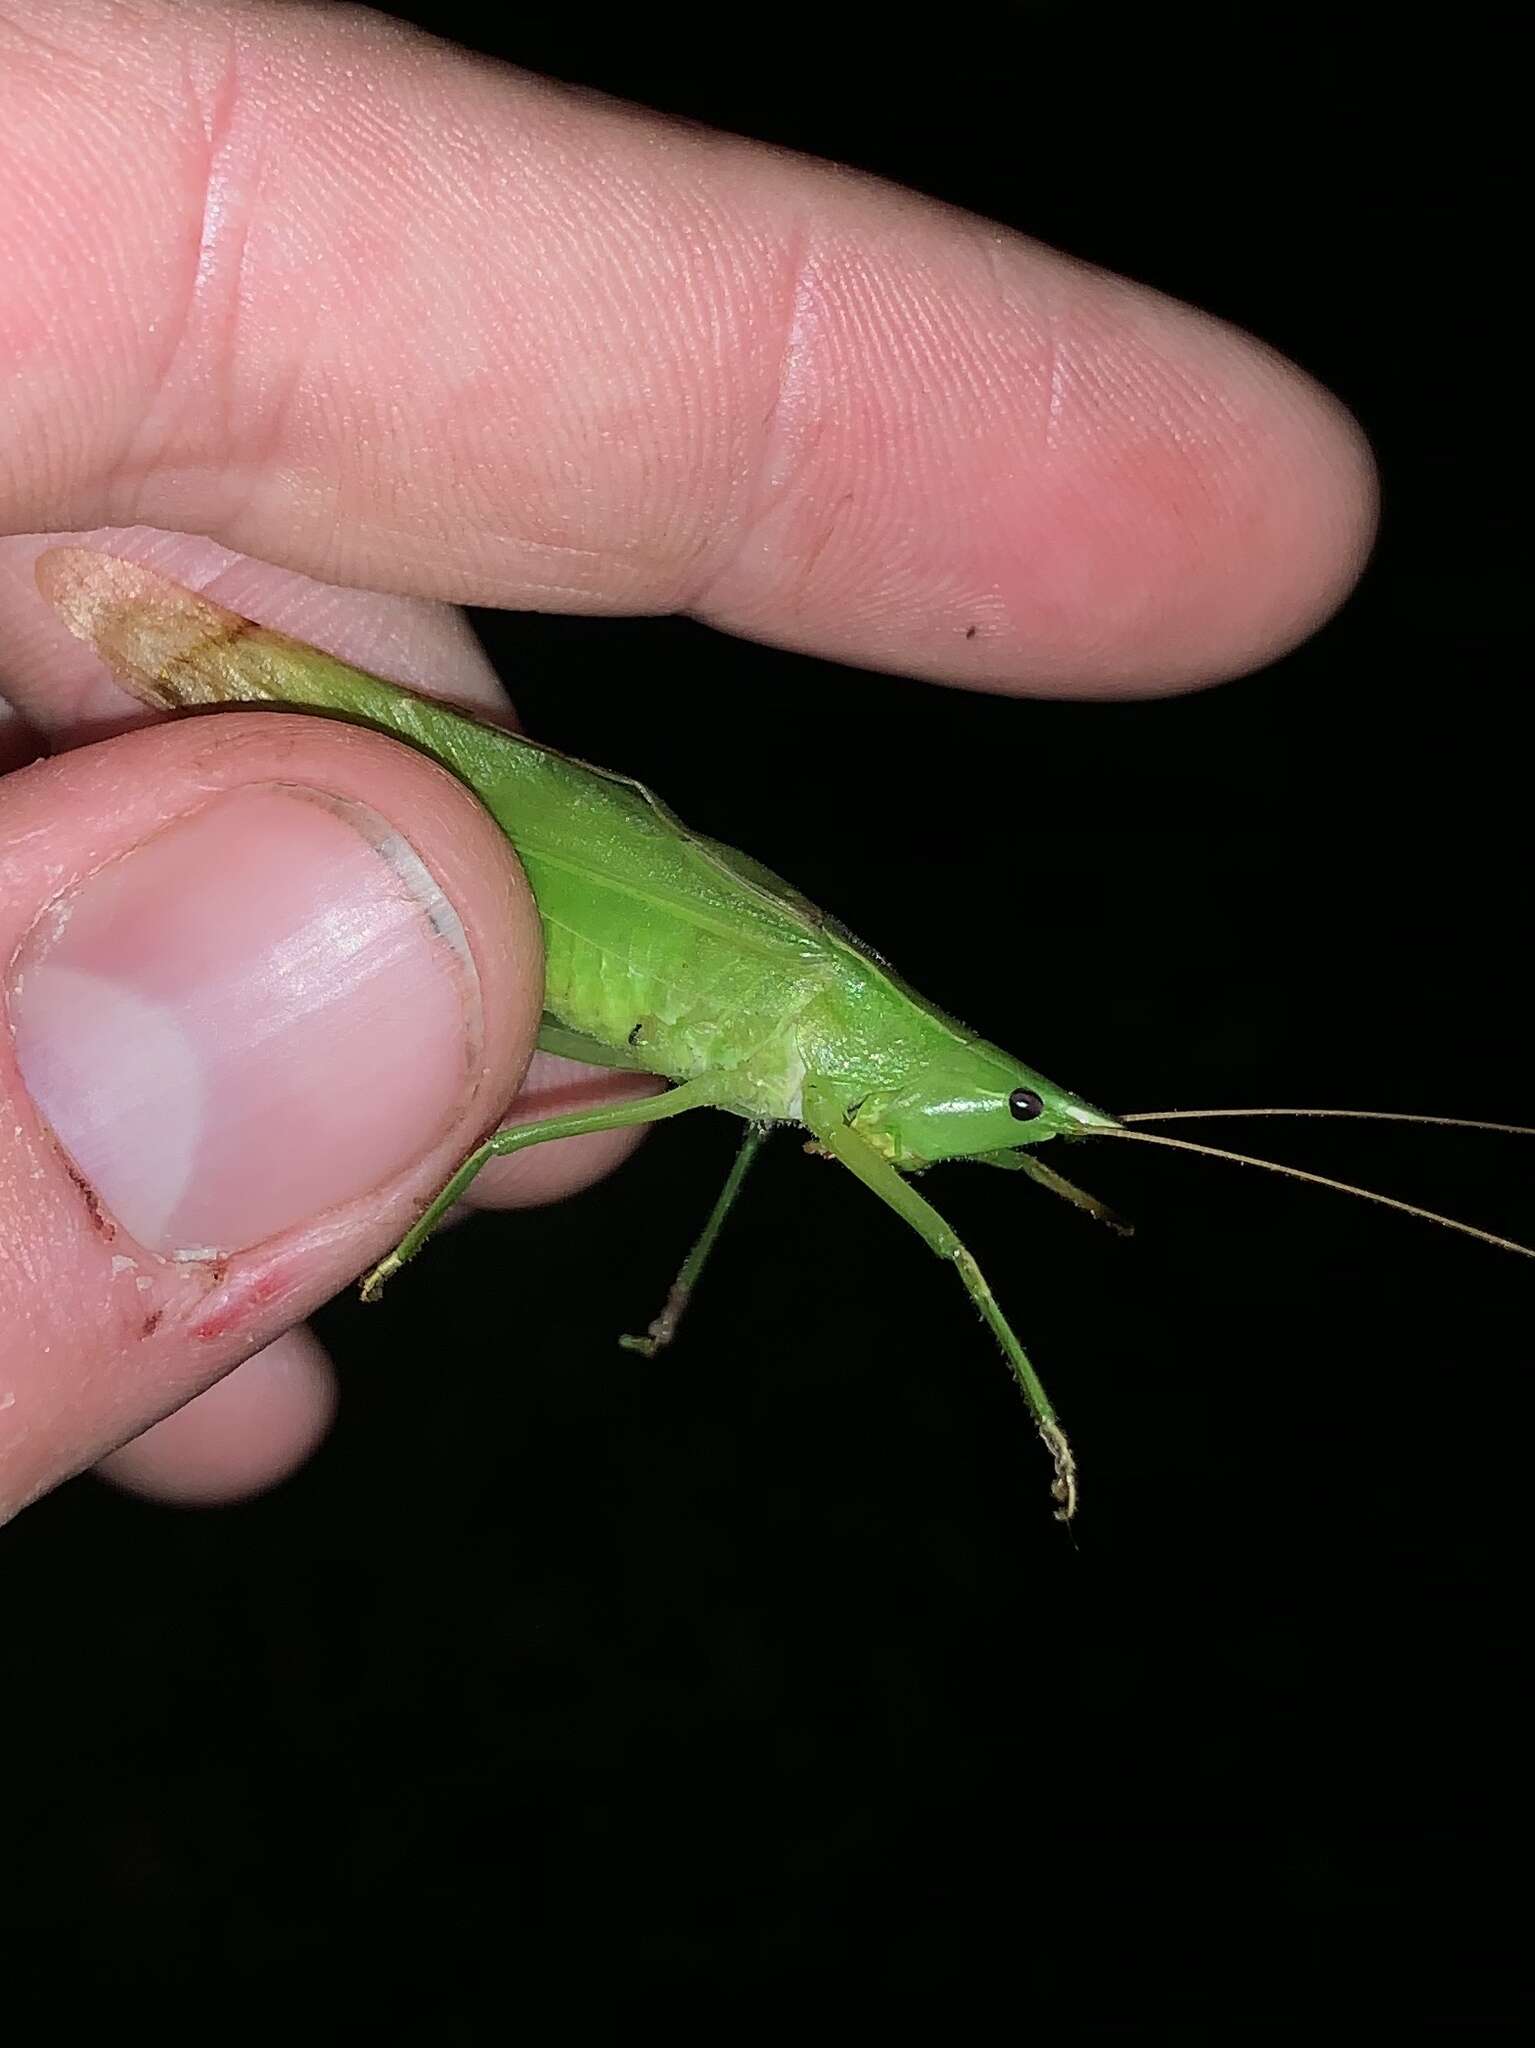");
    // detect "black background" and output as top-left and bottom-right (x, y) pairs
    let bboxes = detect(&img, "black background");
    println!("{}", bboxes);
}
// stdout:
(5, 6), (1525, 2030)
